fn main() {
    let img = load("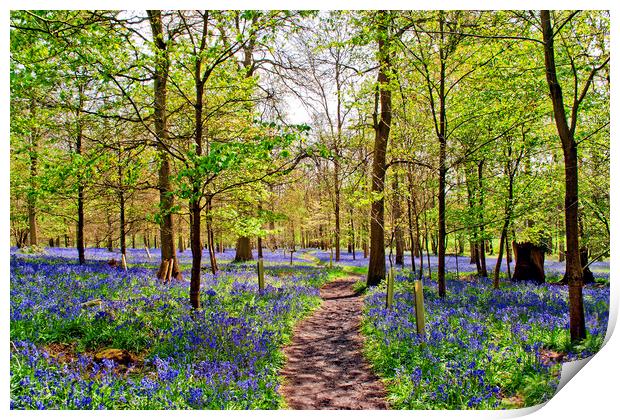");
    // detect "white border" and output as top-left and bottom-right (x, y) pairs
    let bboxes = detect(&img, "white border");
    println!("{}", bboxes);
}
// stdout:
(2, 2), (618, 420)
